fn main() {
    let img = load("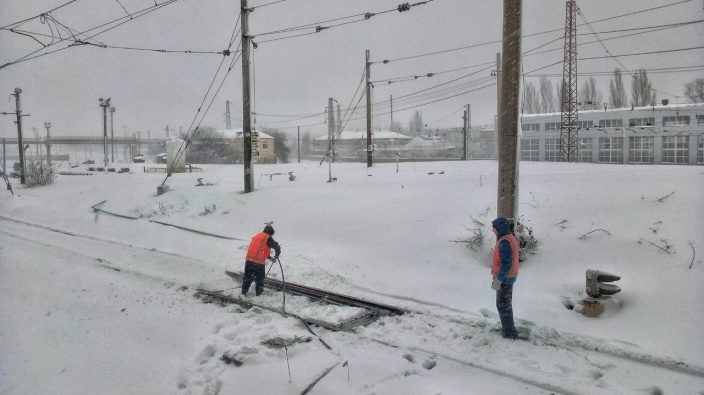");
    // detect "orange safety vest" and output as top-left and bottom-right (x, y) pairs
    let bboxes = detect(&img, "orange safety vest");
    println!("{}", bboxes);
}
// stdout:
(246, 232), (271, 265)
(491, 234), (520, 279)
